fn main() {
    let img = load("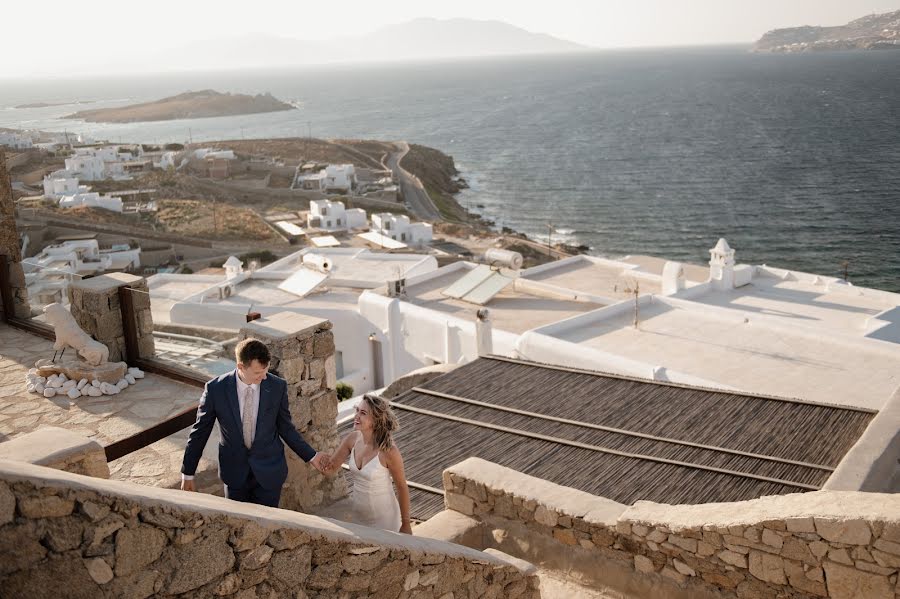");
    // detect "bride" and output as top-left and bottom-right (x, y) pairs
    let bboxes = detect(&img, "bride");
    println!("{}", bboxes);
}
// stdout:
(324, 394), (412, 533)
